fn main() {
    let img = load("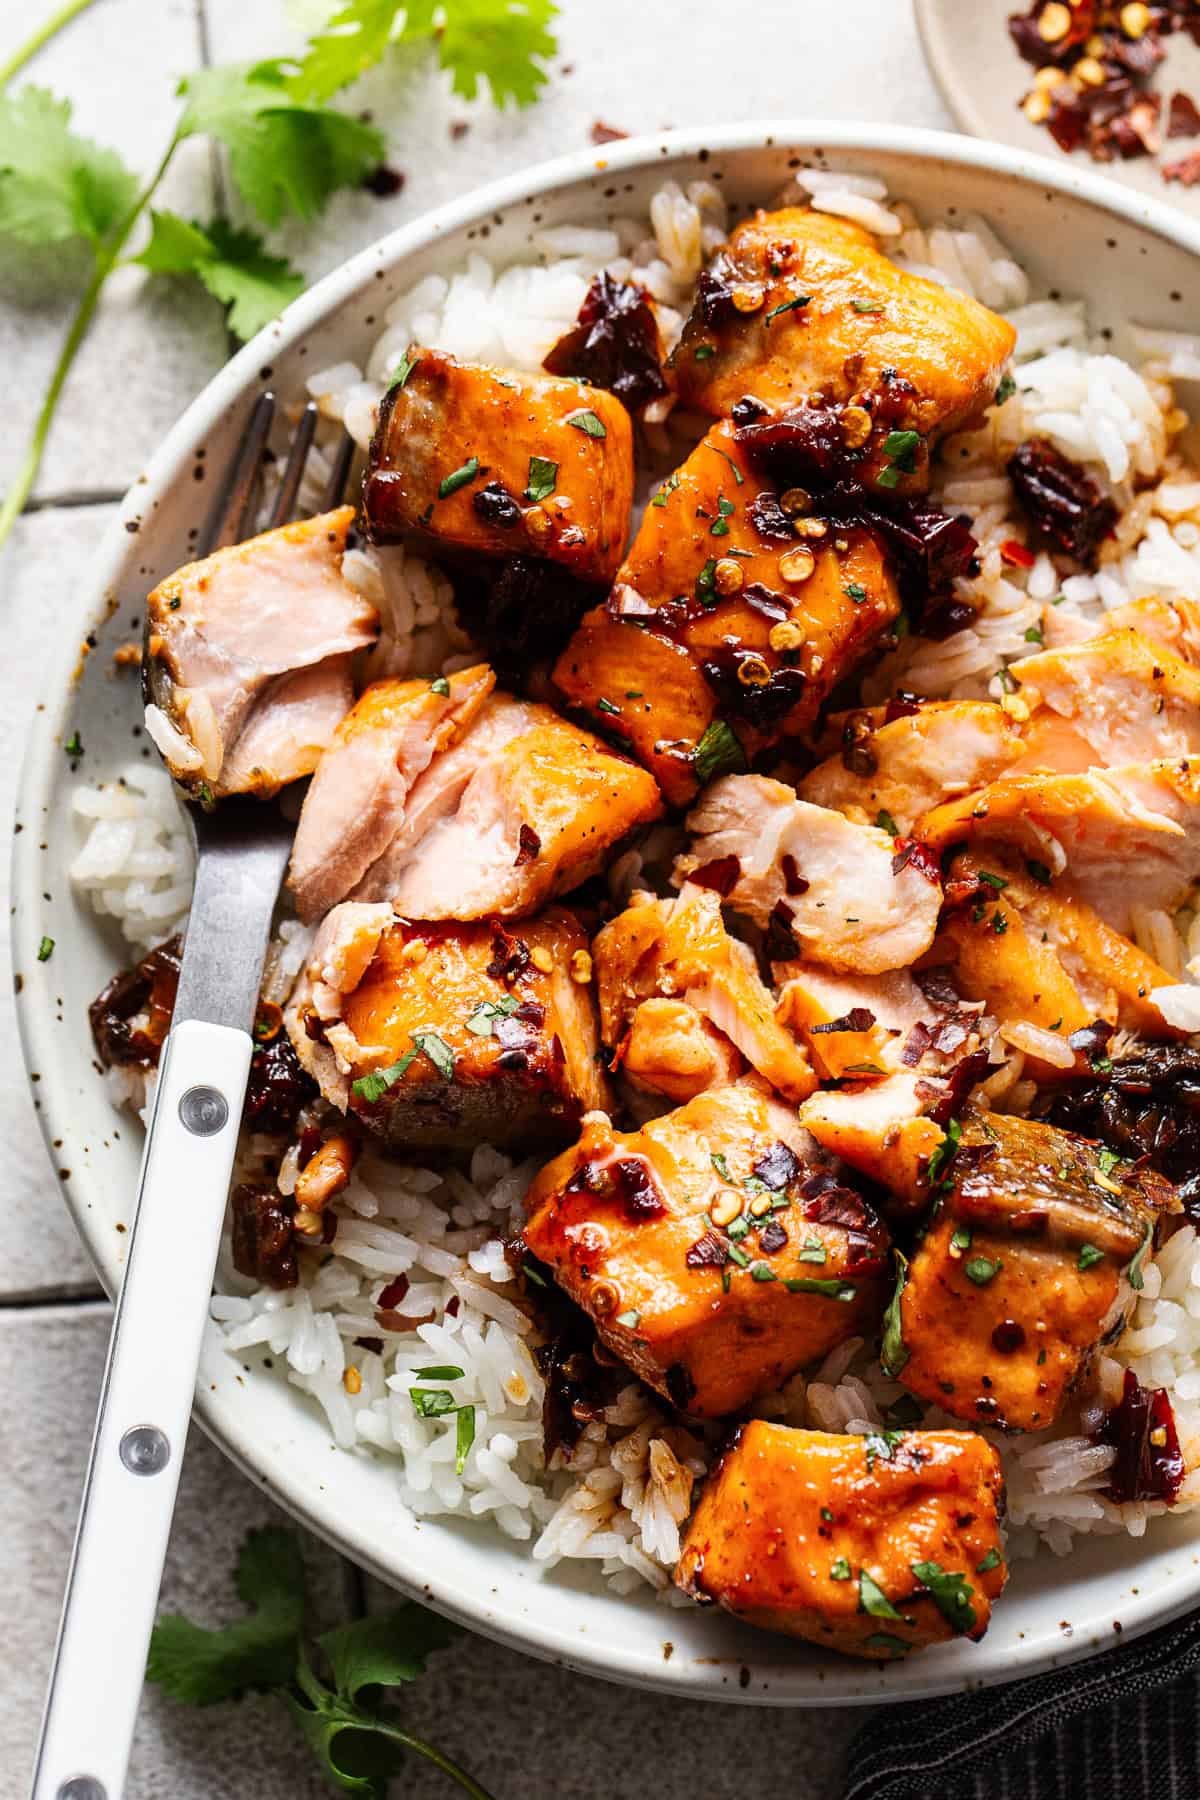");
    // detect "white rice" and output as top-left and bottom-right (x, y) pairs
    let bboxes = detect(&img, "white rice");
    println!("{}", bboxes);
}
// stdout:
(72, 169), (1200, 1595)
